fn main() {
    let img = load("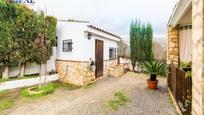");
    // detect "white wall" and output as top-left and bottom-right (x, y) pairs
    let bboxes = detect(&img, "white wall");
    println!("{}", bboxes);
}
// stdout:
(56, 21), (119, 62)
(57, 21), (94, 61)
(8, 47), (57, 77)
(92, 35), (118, 61)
